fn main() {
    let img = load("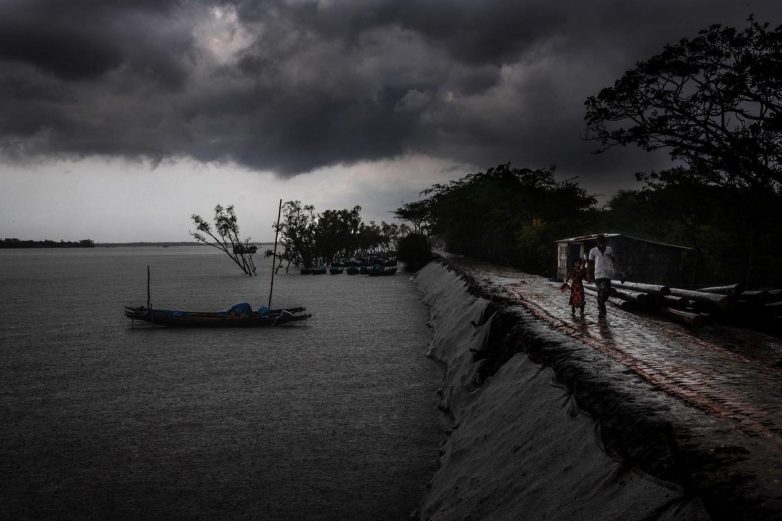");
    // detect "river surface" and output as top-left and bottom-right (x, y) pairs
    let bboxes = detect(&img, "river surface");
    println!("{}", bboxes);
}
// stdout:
(0, 247), (443, 521)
